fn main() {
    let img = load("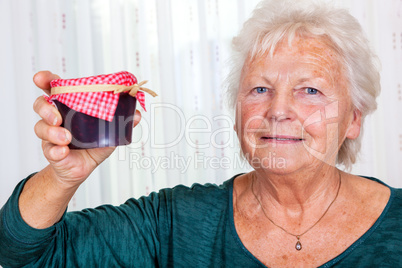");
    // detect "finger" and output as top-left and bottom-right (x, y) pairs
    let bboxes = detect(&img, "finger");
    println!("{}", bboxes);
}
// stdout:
(42, 141), (70, 162)
(33, 96), (62, 126)
(133, 110), (141, 128)
(35, 120), (71, 145)
(33, 71), (61, 95)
